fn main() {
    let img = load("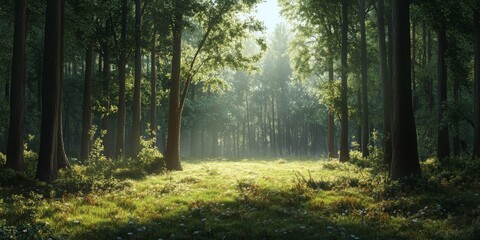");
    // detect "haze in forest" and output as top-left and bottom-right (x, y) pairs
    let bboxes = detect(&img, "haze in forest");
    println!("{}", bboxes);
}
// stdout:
(1, 0), (480, 239)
